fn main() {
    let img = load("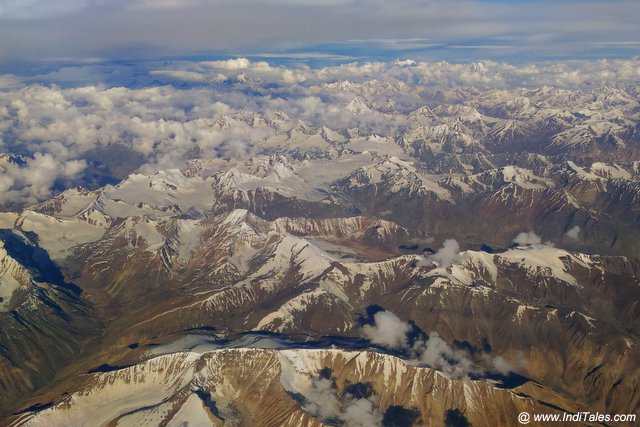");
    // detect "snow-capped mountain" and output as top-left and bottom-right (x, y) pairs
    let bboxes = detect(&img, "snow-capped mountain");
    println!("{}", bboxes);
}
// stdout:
(10, 348), (570, 427)
(1, 153), (639, 424)
(1, 79), (640, 425)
